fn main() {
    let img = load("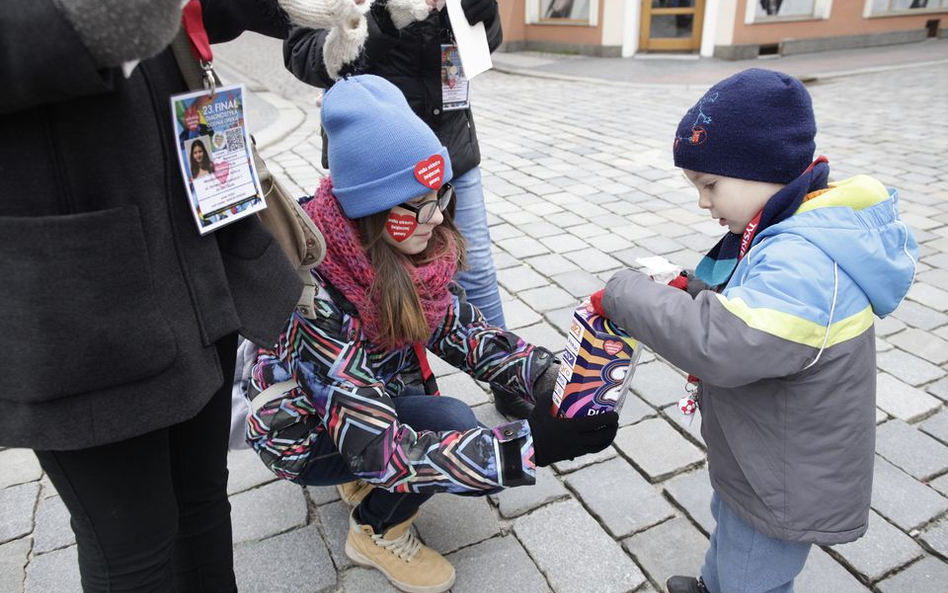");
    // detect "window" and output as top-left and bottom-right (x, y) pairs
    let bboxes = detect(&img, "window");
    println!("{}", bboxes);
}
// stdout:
(865, 0), (948, 16)
(746, 0), (833, 23)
